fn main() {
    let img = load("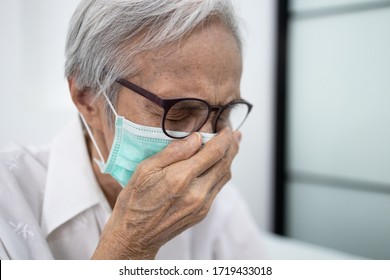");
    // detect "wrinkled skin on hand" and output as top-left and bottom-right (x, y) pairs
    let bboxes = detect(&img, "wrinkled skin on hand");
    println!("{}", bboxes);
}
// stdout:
(91, 128), (240, 259)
